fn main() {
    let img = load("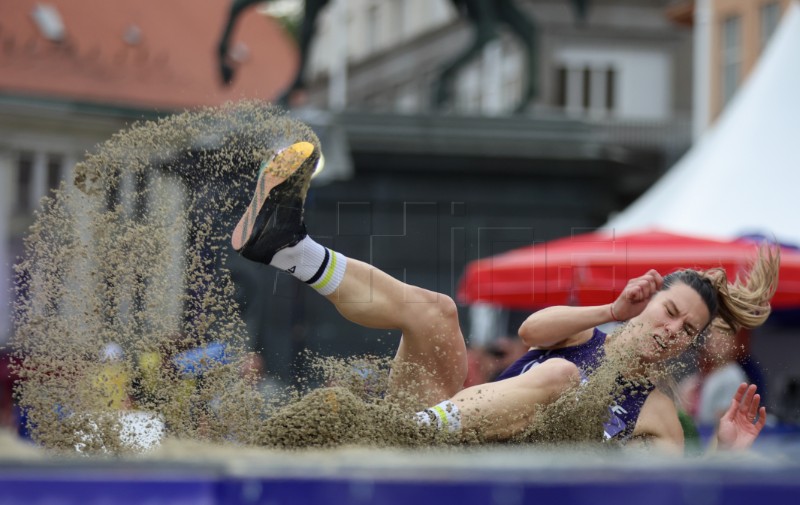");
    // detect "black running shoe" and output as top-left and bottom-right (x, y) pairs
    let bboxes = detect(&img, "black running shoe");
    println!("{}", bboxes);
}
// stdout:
(231, 141), (319, 264)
